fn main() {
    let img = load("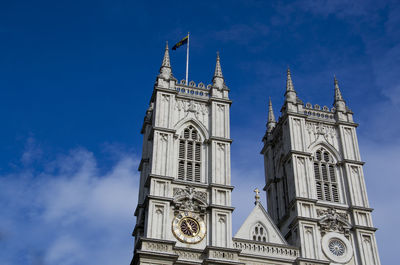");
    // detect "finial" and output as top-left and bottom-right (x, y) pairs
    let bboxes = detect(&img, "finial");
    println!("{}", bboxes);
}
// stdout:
(268, 97), (276, 122)
(284, 67), (297, 104)
(214, 51), (223, 78)
(334, 75), (343, 101)
(333, 75), (346, 112)
(159, 41), (173, 80)
(161, 41), (171, 68)
(254, 188), (260, 204)
(212, 52), (225, 90)
(286, 67), (294, 92)
(267, 97), (276, 133)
